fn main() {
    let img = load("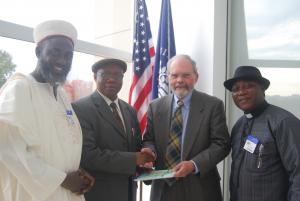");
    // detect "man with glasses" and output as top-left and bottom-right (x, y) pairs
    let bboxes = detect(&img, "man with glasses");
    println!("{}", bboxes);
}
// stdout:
(224, 66), (300, 201)
(143, 54), (230, 201)
(72, 58), (155, 201)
